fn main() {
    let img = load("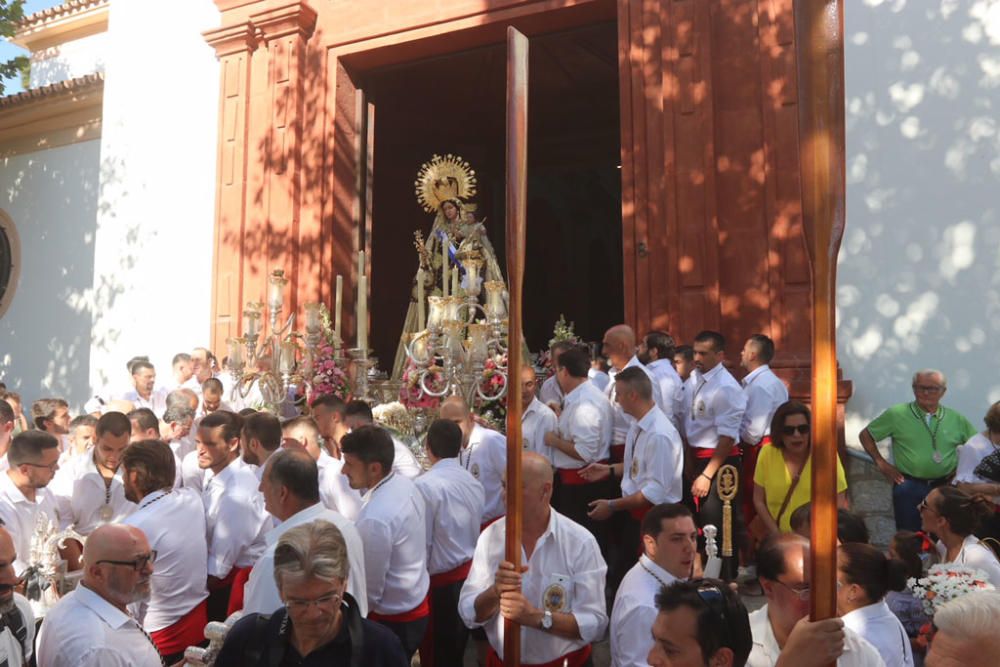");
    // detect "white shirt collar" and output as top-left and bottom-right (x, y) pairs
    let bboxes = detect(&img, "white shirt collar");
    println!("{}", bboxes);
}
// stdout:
(431, 458), (461, 472)
(269, 502), (327, 544)
(74, 583), (134, 630)
(695, 363), (725, 383)
(638, 553), (680, 587)
(635, 405), (660, 432)
(137, 489), (170, 510)
(742, 364), (770, 384)
(647, 358), (672, 371)
(841, 599), (891, 626)
(523, 397), (546, 419)
(750, 605), (780, 658)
